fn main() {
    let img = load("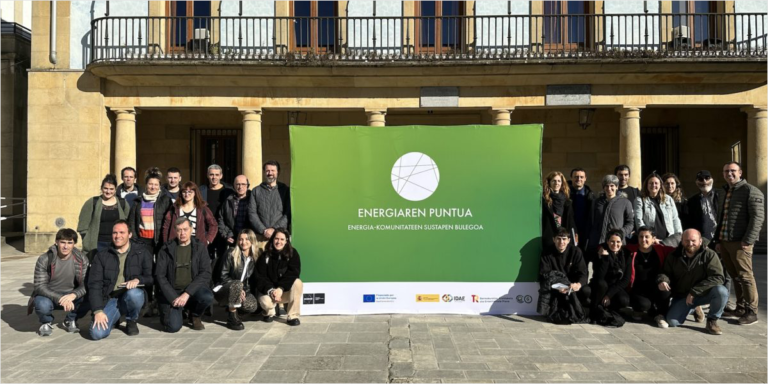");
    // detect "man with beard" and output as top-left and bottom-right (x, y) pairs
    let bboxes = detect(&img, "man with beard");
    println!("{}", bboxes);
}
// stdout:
(686, 170), (720, 241)
(658, 229), (727, 335)
(615, 165), (640, 205)
(249, 160), (291, 254)
(568, 168), (596, 251)
(164, 167), (182, 203)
